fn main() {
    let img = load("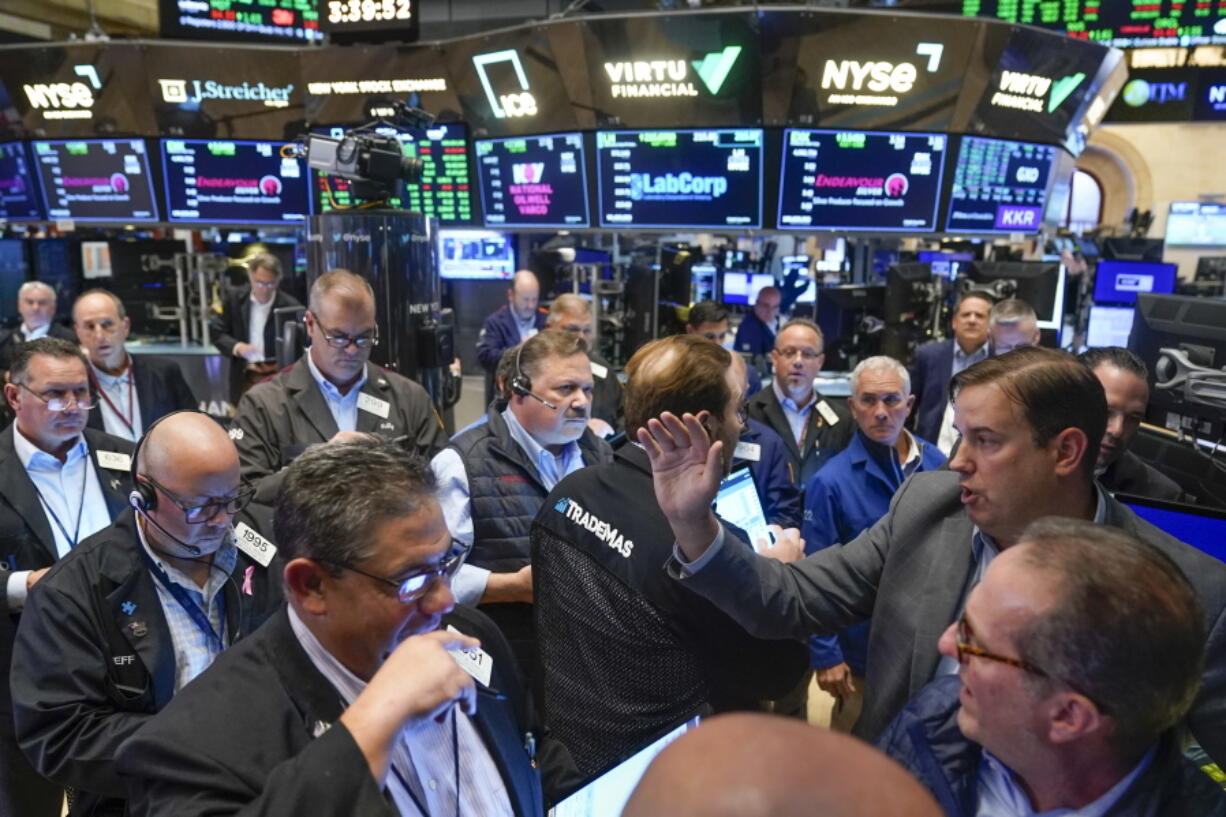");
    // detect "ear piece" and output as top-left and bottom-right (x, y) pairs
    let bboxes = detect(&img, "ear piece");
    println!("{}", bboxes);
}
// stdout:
(128, 490), (143, 511)
(510, 343), (532, 397)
